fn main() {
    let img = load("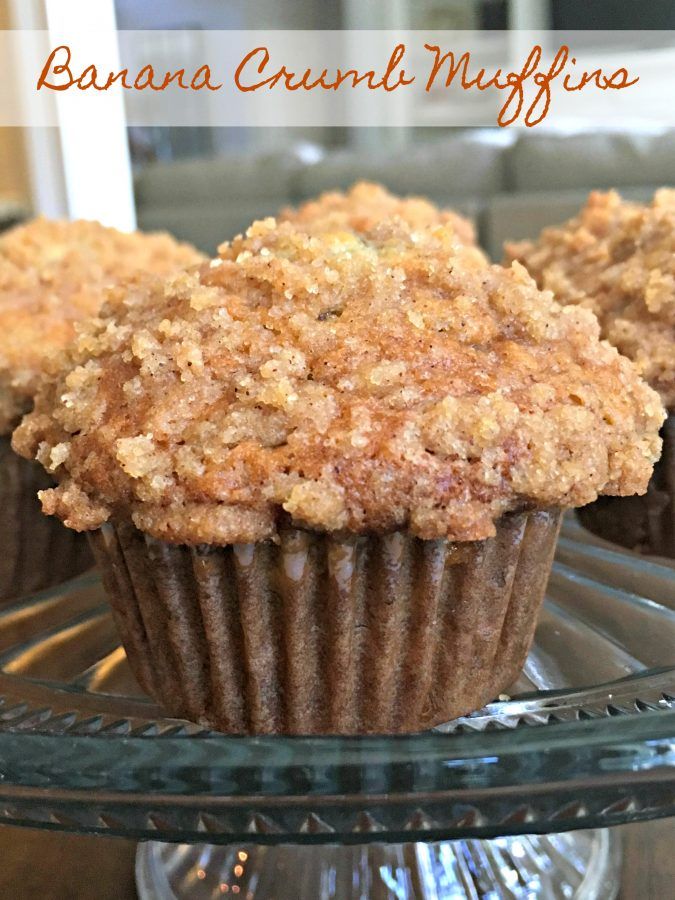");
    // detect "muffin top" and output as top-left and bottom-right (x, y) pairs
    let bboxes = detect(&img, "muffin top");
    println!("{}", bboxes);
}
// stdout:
(0, 217), (204, 433)
(281, 181), (477, 246)
(14, 216), (664, 545)
(506, 189), (675, 409)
